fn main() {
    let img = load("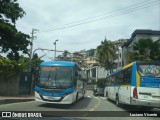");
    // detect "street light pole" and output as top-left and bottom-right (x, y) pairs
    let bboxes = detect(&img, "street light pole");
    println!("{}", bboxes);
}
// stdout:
(53, 39), (59, 60)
